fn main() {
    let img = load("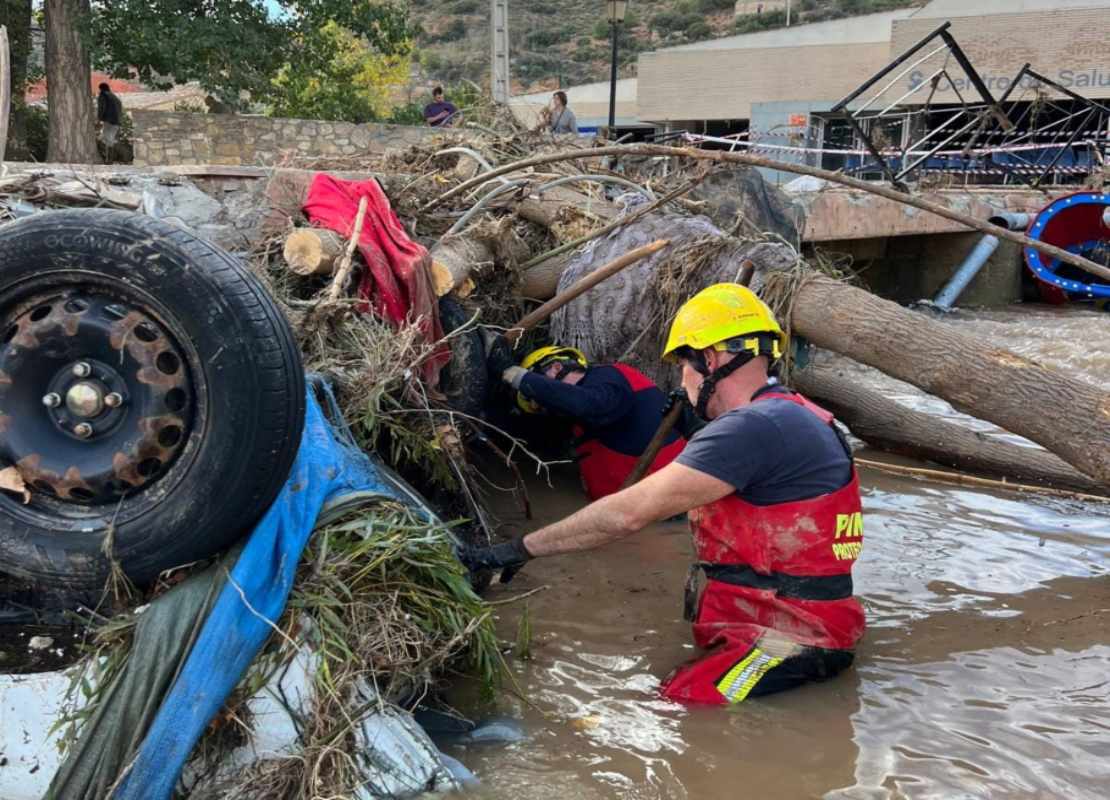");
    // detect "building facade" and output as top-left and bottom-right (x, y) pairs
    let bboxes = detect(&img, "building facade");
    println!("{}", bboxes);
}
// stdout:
(610, 0), (1109, 184)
